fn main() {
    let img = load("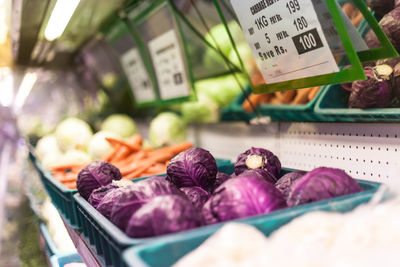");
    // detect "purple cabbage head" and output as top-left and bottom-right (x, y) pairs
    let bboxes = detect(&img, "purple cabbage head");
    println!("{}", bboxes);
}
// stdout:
(275, 171), (307, 199)
(349, 68), (392, 108)
(77, 161), (122, 200)
(110, 178), (184, 231)
(166, 148), (217, 190)
(202, 174), (287, 225)
(393, 62), (400, 99)
(364, 7), (400, 53)
(88, 183), (118, 209)
(287, 167), (363, 207)
(209, 172), (231, 192)
(234, 147), (281, 178)
(125, 195), (202, 238)
(366, 0), (395, 17)
(96, 187), (127, 219)
(240, 169), (277, 184)
(180, 186), (210, 209)
(88, 179), (134, 208)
